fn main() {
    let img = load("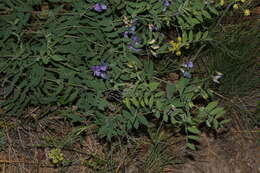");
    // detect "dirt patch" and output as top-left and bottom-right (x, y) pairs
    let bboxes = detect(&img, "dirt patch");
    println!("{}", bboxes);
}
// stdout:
(176, 131), (260, 173)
